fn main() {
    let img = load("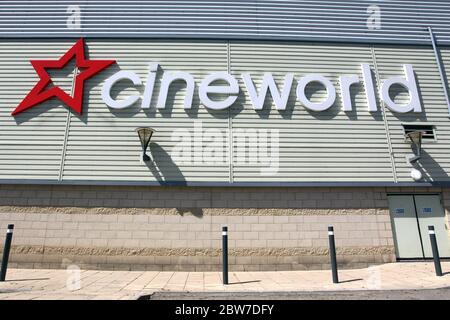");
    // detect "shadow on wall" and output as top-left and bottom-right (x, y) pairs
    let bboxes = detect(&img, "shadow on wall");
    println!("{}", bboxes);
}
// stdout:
(146, 142), (186, 186)
(389, 71), (428, 123)
(176, 208), (204, 218)
(12, 99), (69, 125)
(416, 149), (449, 183)
(146, 142), (204, 217)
